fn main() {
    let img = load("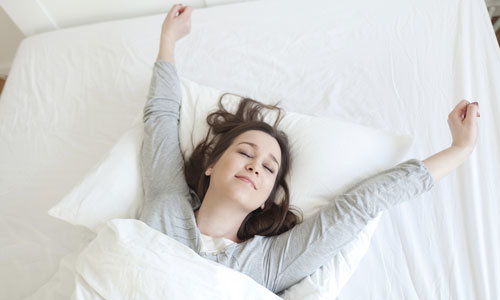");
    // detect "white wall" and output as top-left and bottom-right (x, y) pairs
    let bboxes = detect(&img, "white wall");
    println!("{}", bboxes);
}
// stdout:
(0, 0), (257, 77)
